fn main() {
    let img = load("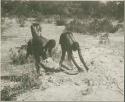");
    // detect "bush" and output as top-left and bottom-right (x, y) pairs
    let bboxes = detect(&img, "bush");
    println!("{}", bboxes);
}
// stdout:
(56, 19), (66, 26)
(20, 72), (41, 90)
(16, 16), (26, 27)
(65, 19), (88, 34)
(65, 18), (119, 35)
(99, 19), (113, 32)
(1, 72), (41, 101)
(34, 13), (51, 23)
(35, 14), (44, 23)
(1, 86), (12, 101)
(9, 47), (26, 65)
(110, 23), (123, 33)
(9, 45), (33, 65)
